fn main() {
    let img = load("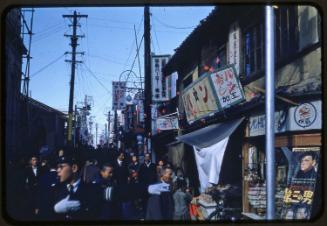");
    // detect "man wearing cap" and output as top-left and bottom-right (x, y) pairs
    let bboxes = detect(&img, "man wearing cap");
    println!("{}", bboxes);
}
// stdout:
(51, 154), (170, 221)
(51, 154), (102, 220)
